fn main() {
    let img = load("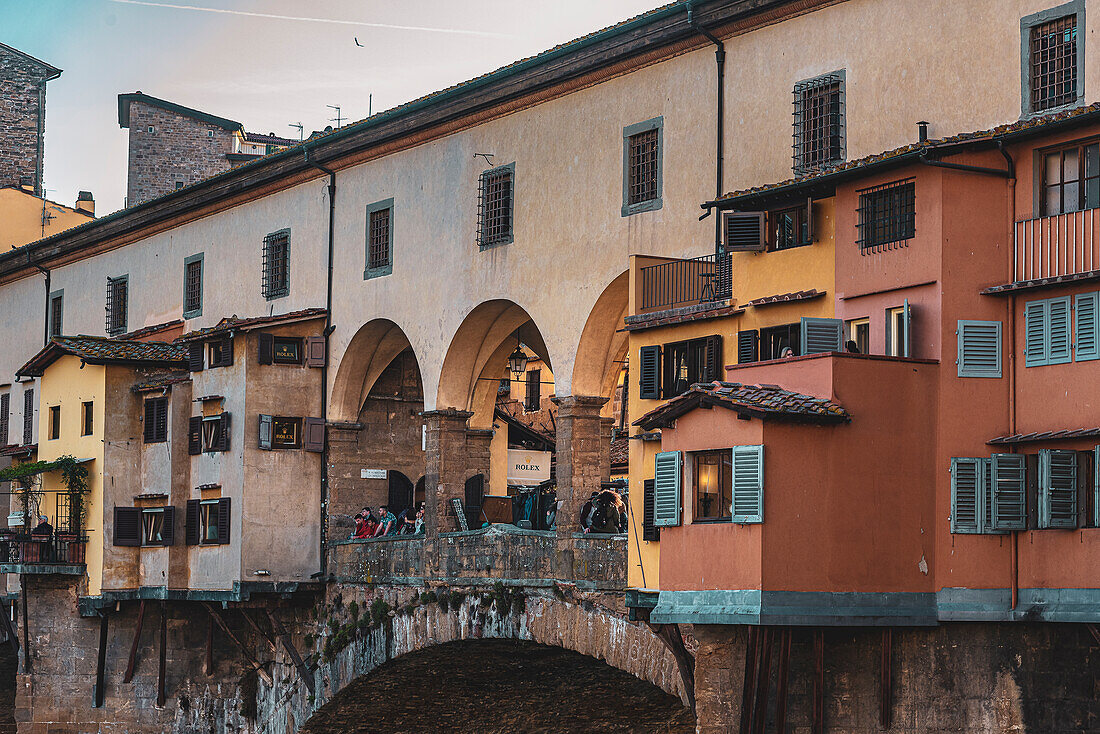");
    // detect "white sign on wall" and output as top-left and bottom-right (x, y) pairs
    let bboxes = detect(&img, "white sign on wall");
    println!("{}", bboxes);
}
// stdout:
(361, 469), (386, 480)
(507, 449), (551, 484)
